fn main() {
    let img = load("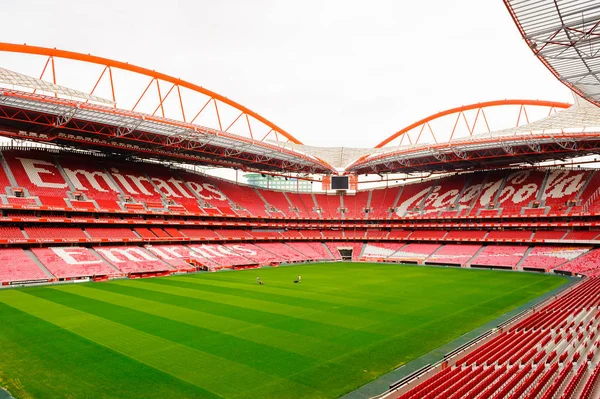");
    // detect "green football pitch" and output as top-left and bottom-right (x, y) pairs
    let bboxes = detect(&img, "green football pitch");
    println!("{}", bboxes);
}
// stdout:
(0, 262), (567, 399)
